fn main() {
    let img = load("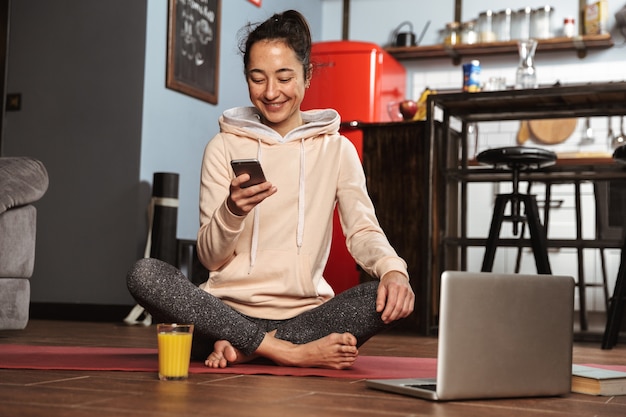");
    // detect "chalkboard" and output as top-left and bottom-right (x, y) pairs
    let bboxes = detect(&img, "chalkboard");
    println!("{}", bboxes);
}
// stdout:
(166, 0), (220, 104)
